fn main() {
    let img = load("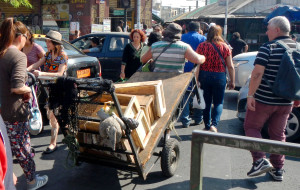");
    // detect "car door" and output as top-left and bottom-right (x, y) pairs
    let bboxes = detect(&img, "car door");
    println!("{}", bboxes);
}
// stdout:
(100, 35), (130, 82)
